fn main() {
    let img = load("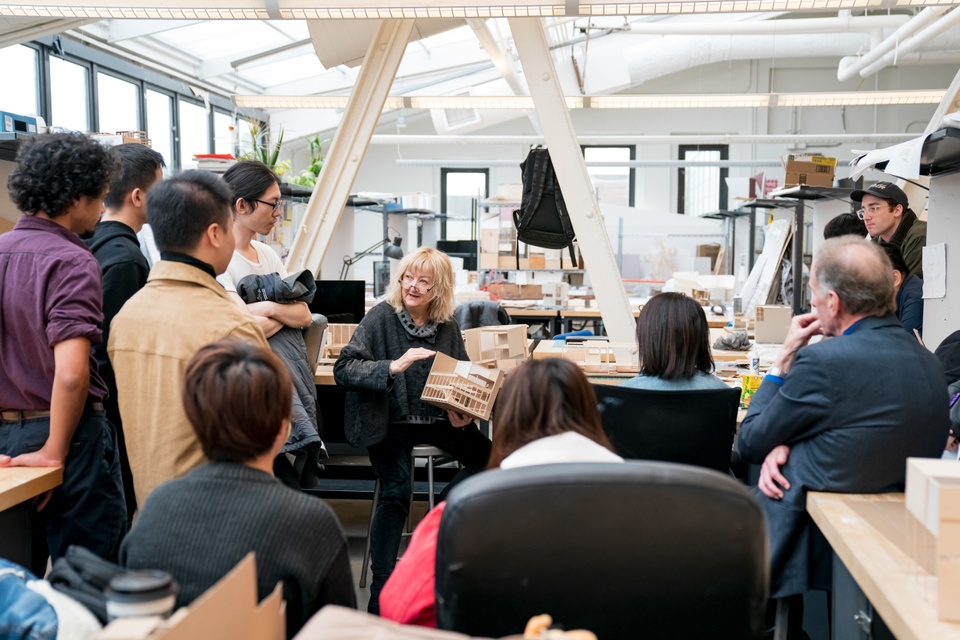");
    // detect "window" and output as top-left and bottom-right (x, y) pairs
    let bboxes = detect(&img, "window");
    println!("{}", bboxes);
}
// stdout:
(440, 169), (488, 240)
(97, 72), (139, 133)
(49, 56), (90, 132)
(678, 145), (728, 216)
(582, 146), (635, 207)
(178, 99), (209, 171)
(146, 90), (174, 172)
(213, 111), (235, 155)
(0, 45), (39, 117)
